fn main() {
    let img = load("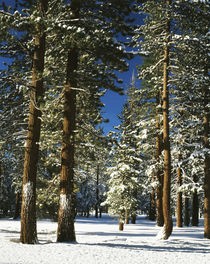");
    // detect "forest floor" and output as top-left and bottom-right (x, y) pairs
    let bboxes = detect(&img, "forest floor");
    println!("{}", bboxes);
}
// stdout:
(0, 214), (210, 264)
